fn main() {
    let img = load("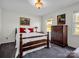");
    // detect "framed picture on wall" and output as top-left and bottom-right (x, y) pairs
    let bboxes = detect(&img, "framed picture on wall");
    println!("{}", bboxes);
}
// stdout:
(20, 17), (30, 25)
(57, 14), (66, 25)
